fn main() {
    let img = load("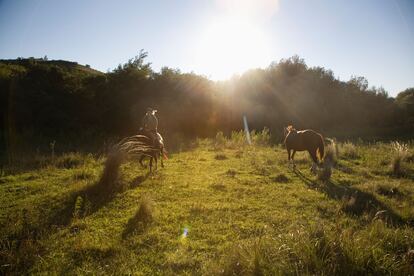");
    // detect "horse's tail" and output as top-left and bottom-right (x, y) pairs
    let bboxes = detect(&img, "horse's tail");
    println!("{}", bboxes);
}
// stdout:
(317, 135), (325, 162)
(162, 147), (168, 160)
